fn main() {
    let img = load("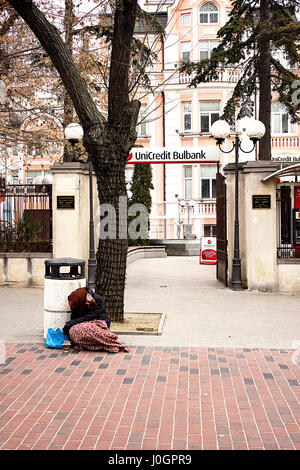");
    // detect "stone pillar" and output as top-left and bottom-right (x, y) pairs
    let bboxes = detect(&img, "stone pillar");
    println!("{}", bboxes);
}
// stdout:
(51, 162), (98, 274)
(224, 160), (279, 292)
